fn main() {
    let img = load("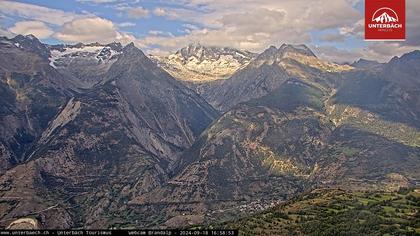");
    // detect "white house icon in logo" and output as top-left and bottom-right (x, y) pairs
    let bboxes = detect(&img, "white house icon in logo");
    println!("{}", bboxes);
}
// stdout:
(372, 7), (399, 23)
